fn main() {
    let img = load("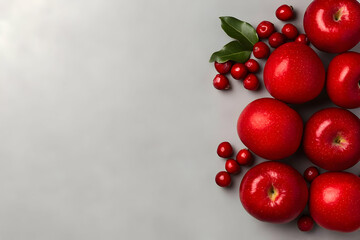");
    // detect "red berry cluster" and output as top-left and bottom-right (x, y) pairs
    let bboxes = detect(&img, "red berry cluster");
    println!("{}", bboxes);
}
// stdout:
(215, 142), (253, 187)
(254, 5), (309, 59)
(213, 59), (260, 91)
